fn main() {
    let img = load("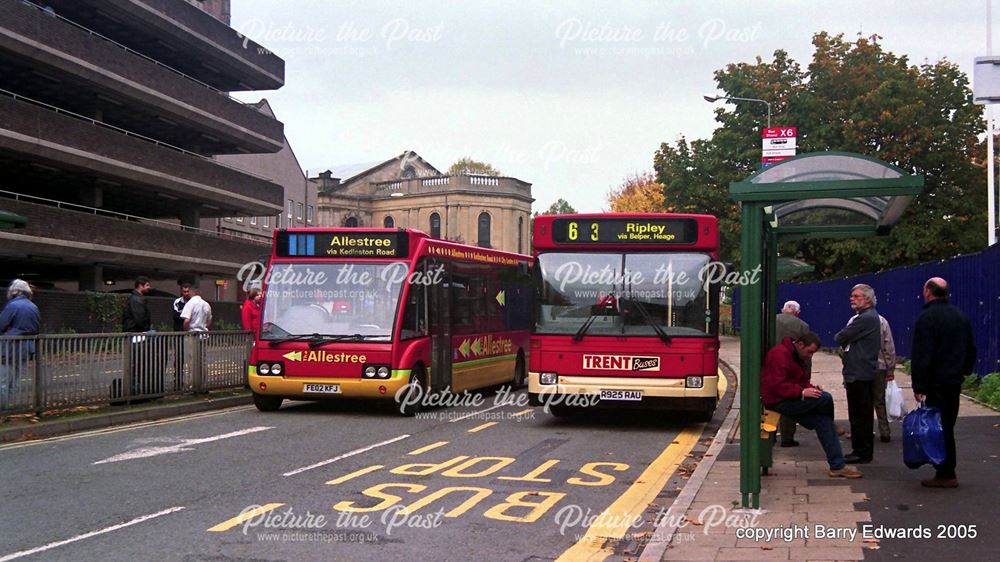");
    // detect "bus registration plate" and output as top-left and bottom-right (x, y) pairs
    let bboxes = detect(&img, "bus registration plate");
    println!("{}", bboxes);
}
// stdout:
(600, 389), (642, 401)
(303, 384), (341, 394)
